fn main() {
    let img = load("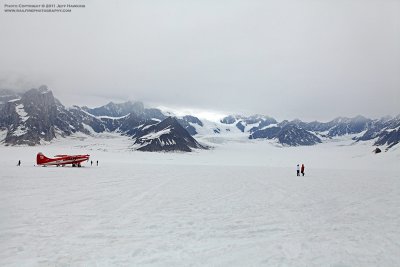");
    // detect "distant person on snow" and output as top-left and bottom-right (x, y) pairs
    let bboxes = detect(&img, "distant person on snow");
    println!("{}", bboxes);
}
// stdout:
(301, 164), (305, 176)
(96, 160), (98, 166)
(17, 160), (21, 166)
(91, 160), (93, 166)
(296, 164), (300, 176)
